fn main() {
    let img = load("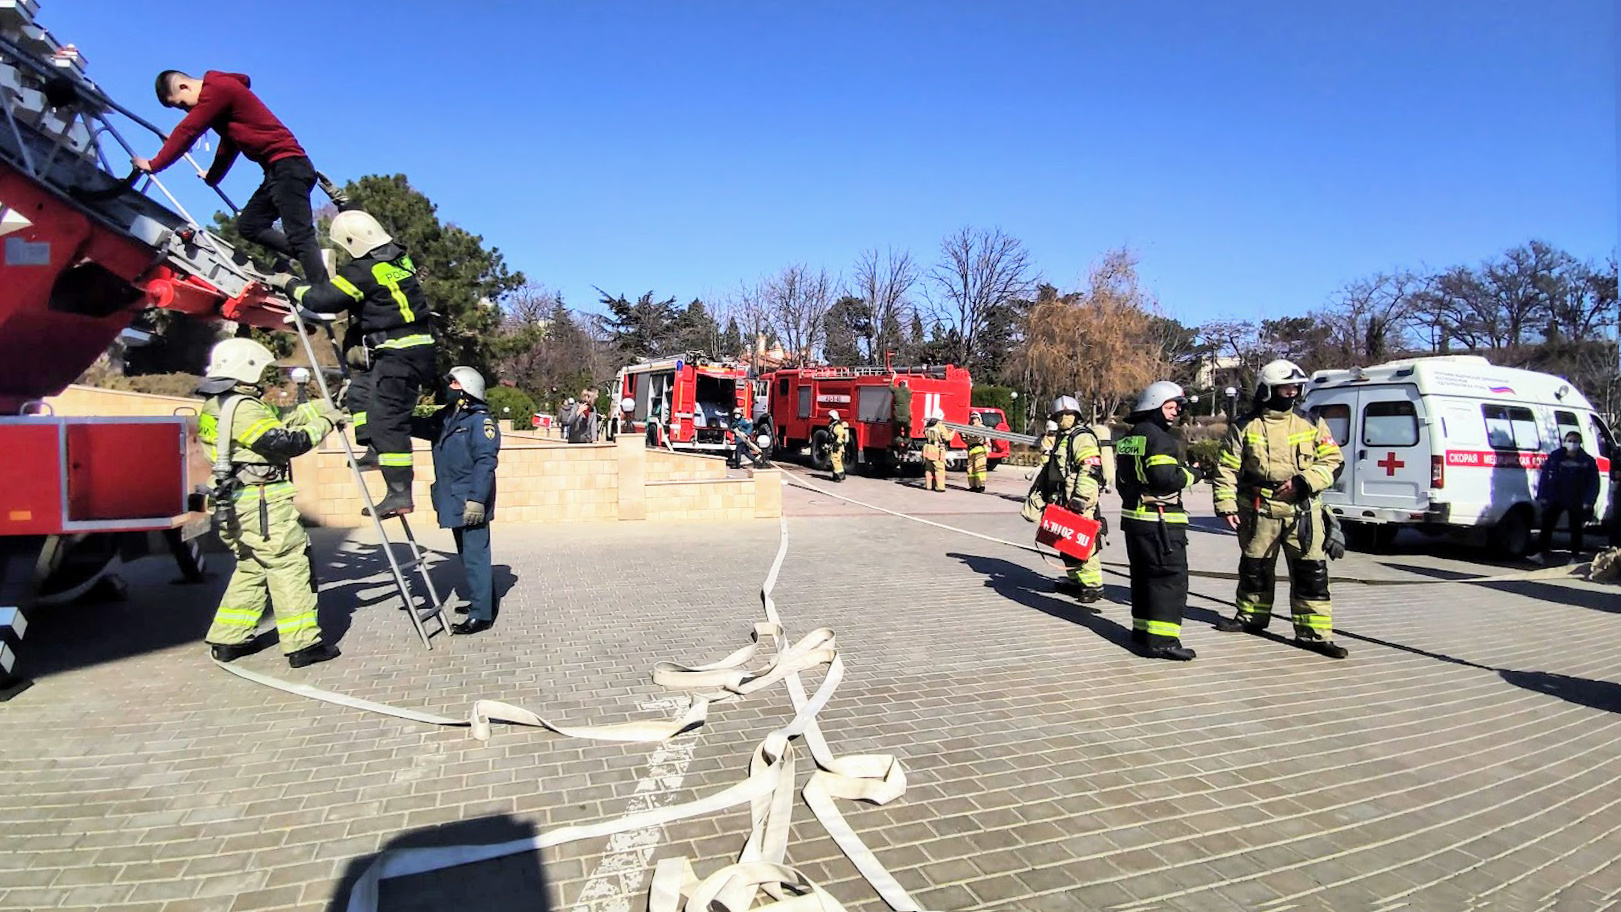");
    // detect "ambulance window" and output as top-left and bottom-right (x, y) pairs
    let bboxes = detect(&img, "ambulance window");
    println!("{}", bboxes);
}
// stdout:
(1442, 403), (1485, 445)
(1313, 404), (1351, 446)
(1482, 404), (1540, 450)
(1555, 411), (1581, 443)
(1589, 415), (1614, 461)
(1362, 401), (1418, 447)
